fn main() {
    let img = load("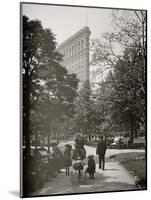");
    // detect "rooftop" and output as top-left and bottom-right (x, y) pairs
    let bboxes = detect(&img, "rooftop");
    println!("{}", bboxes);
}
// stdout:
(57, 26), (91, 50)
